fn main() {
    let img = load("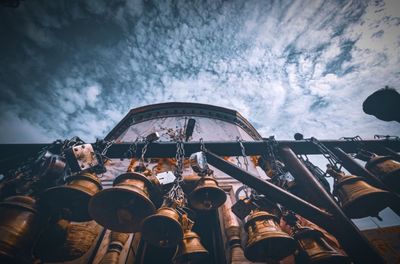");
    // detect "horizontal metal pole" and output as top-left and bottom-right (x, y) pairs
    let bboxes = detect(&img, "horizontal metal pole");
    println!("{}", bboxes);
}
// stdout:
(203, 150), (333, 223)
(1, 139), (400, 173)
